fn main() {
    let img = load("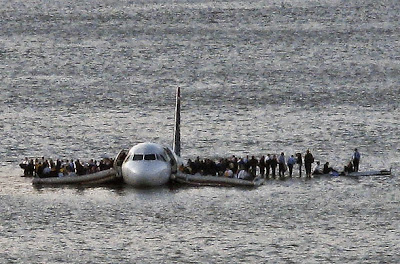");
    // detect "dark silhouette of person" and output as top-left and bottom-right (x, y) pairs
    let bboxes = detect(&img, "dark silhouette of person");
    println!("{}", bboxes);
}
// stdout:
(270, 155), (278, 178)
(304, 150), (314, 177)
(296, 153), (303, 177)
(352, 148), (361, 172)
